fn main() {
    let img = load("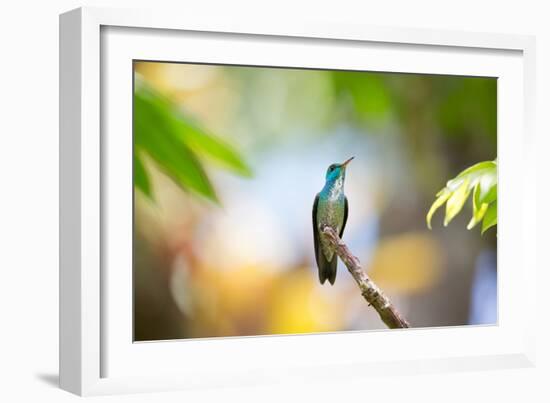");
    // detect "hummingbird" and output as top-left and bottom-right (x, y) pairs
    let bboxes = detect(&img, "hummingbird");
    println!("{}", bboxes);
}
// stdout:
(312, 157), (353, 285)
